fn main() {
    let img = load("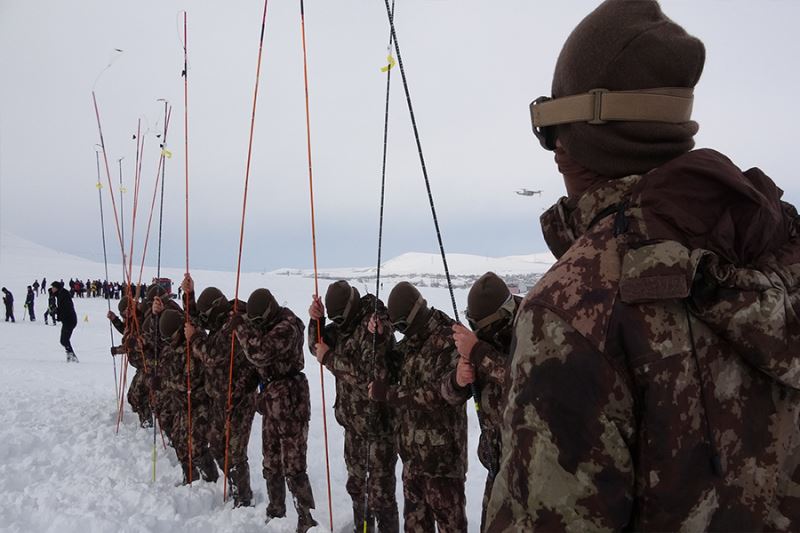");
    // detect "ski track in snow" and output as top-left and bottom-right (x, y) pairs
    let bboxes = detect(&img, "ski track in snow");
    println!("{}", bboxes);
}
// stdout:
(0, 233), (548, 532)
